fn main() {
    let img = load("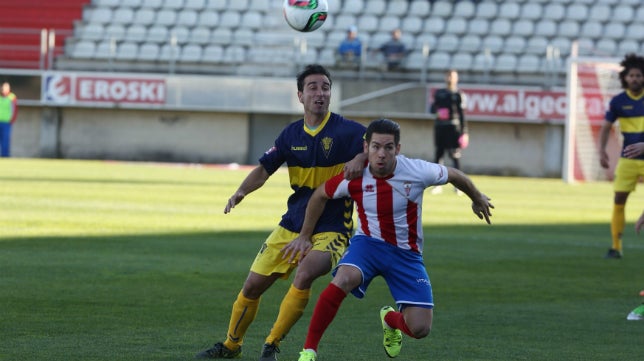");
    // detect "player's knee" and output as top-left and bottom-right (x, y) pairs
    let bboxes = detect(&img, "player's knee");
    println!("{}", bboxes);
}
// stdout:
(410, 324), (431, 339)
